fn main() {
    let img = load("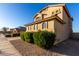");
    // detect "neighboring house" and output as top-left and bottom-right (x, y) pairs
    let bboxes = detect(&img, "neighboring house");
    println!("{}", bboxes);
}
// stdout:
(25, 4), (73, 44)
(18, 26), (26, 31)
(13, 28), (21, 33)
(10, 27), (26, 33)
